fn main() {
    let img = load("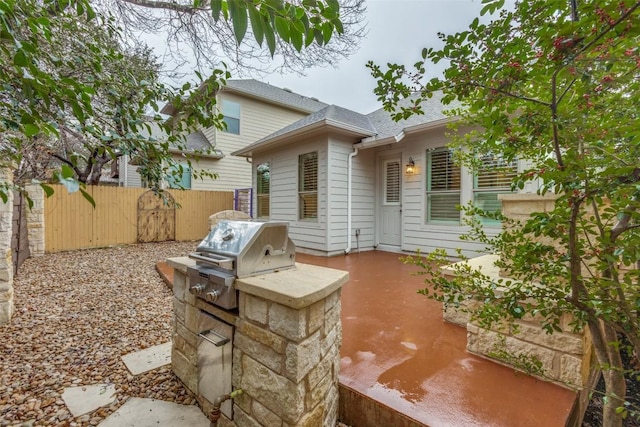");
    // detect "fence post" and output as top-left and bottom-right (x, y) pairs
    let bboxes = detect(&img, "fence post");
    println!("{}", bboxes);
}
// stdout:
(0, 168), (14, 324)
(25, 184), (45, 256)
